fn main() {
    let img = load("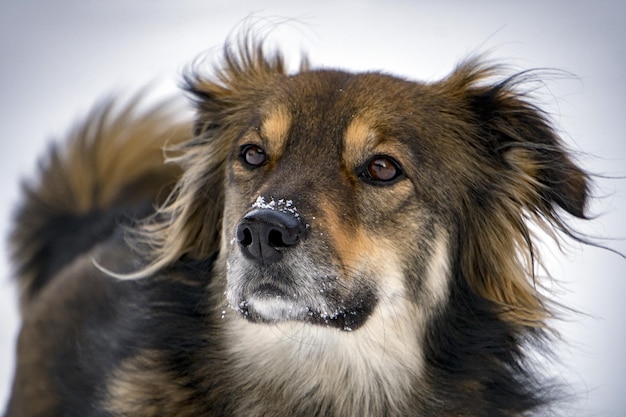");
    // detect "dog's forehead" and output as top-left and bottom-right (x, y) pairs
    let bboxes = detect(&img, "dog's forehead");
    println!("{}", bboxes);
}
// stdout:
(280, 69), (417, 114)
(258, 70), (423, 153)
